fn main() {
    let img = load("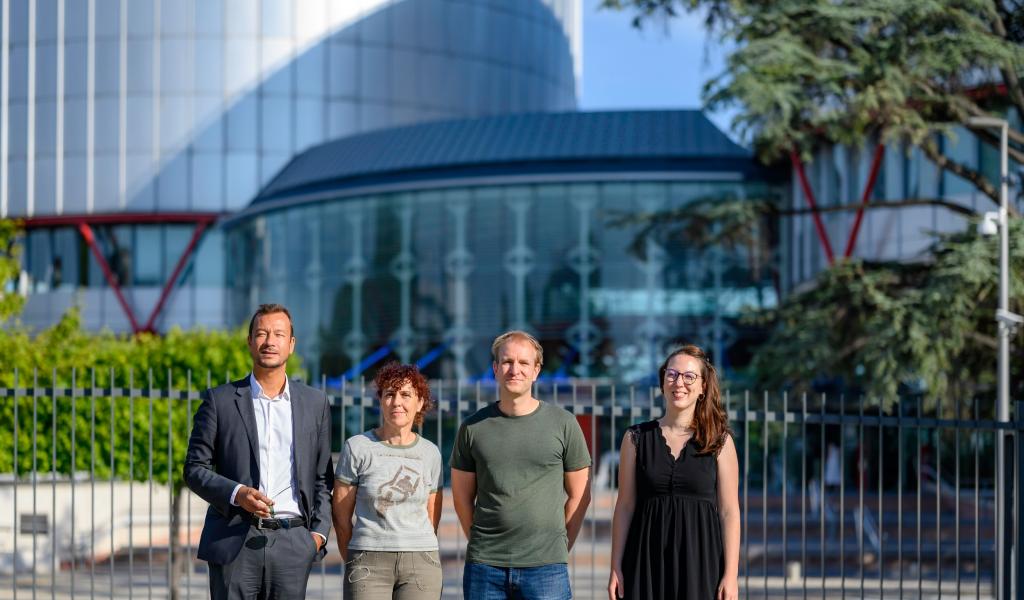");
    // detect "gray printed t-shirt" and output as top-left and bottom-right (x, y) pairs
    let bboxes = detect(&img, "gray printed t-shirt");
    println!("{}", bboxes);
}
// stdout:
(335, 431), (442, 551)
(450, 401), (592, 567)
